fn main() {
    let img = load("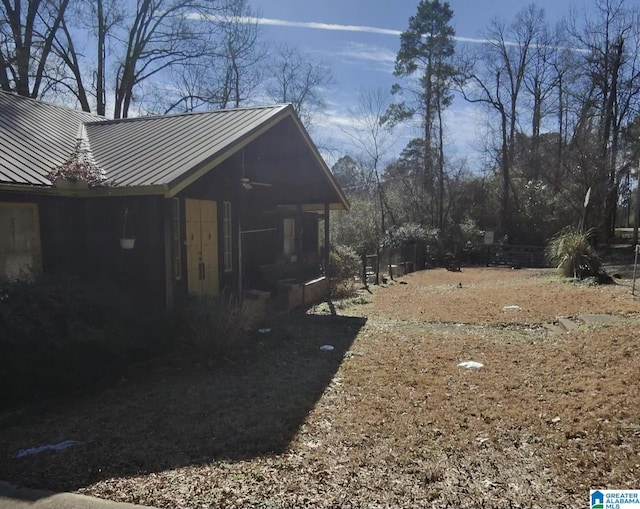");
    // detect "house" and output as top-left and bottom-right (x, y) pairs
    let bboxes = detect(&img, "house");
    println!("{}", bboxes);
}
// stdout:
(0, 91), (349, 309)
